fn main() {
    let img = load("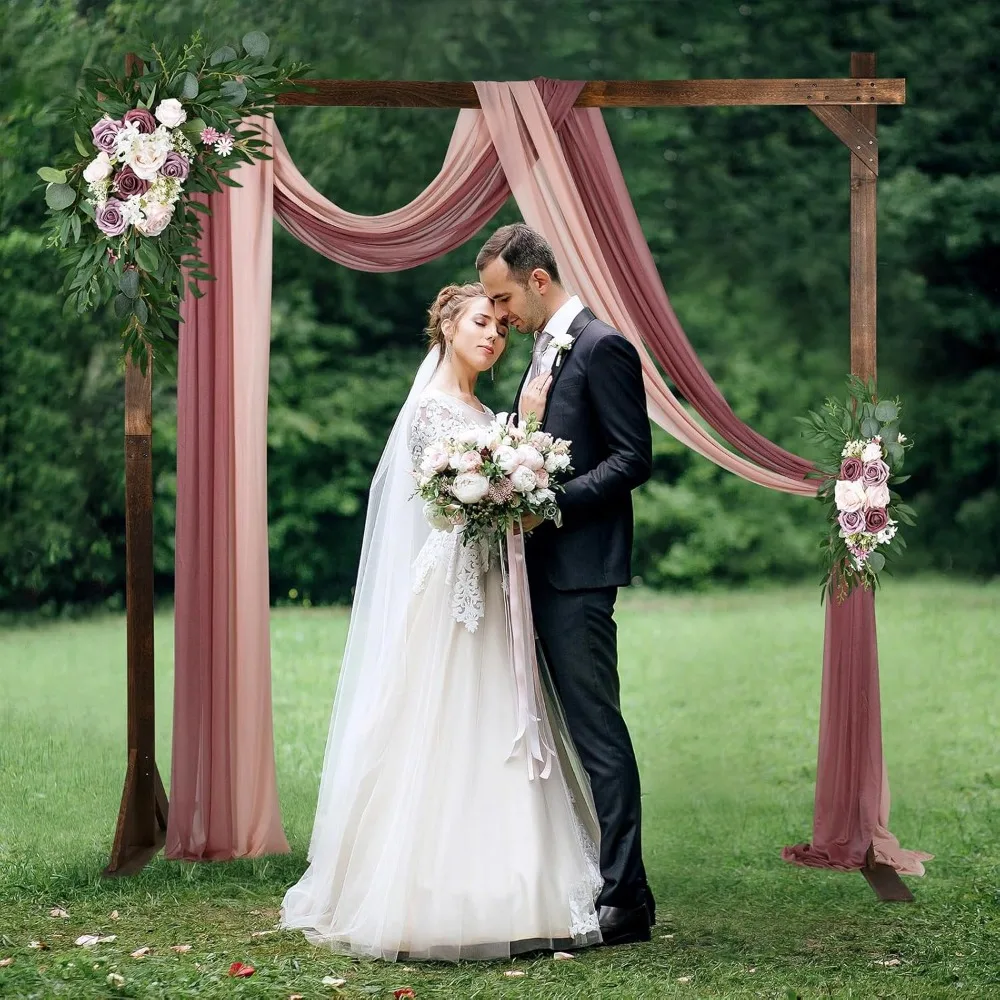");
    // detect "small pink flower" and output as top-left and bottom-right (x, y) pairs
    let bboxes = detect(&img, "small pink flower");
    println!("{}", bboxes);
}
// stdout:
(200, 127), (221, 145)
